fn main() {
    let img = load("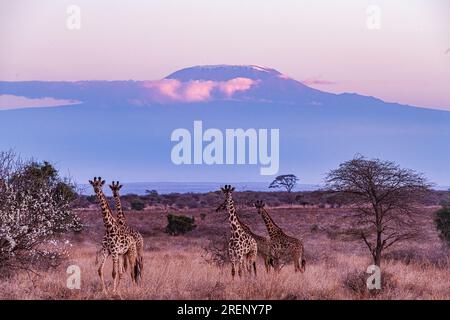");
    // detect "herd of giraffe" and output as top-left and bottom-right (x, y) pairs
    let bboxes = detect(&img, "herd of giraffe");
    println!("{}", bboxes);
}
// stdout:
(89, 178), (306, 295)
